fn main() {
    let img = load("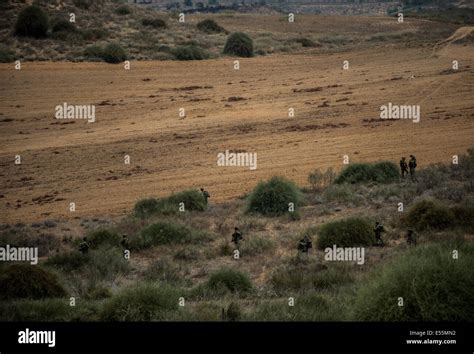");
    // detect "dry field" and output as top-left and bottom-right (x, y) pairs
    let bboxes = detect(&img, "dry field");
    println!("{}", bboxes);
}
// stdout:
(1, 17), (473, 223)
